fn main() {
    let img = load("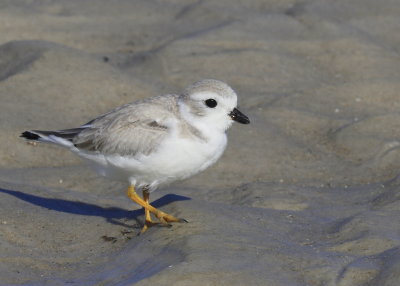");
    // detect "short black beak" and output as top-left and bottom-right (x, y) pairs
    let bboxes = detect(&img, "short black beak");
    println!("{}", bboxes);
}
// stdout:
(229, 108), (250, 124)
